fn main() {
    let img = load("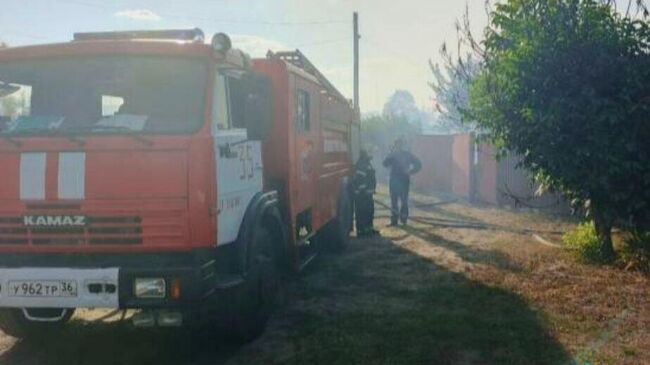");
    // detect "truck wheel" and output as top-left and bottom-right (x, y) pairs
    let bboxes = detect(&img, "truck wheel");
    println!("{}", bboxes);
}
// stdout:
(323, 189), (352, 252)
(0, 308), (74, 339)
(226, 225), (280, 342)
